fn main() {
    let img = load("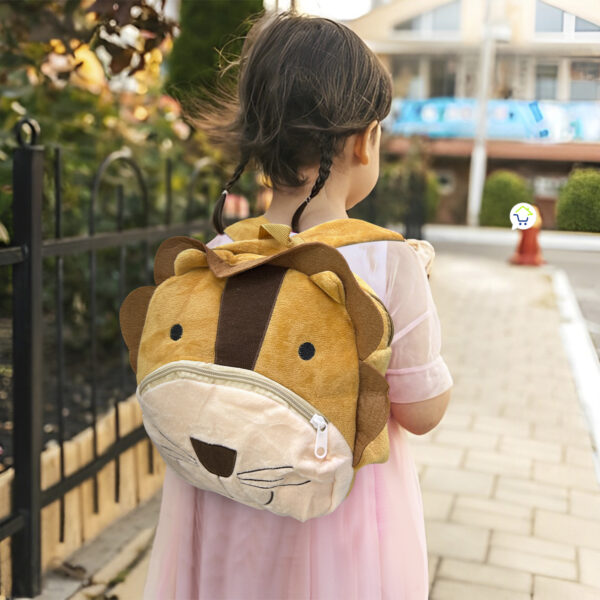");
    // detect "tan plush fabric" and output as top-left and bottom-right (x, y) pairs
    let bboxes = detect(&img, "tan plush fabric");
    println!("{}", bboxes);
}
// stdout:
(119, 220), (401, 501)
(225, 216), (405, 248)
